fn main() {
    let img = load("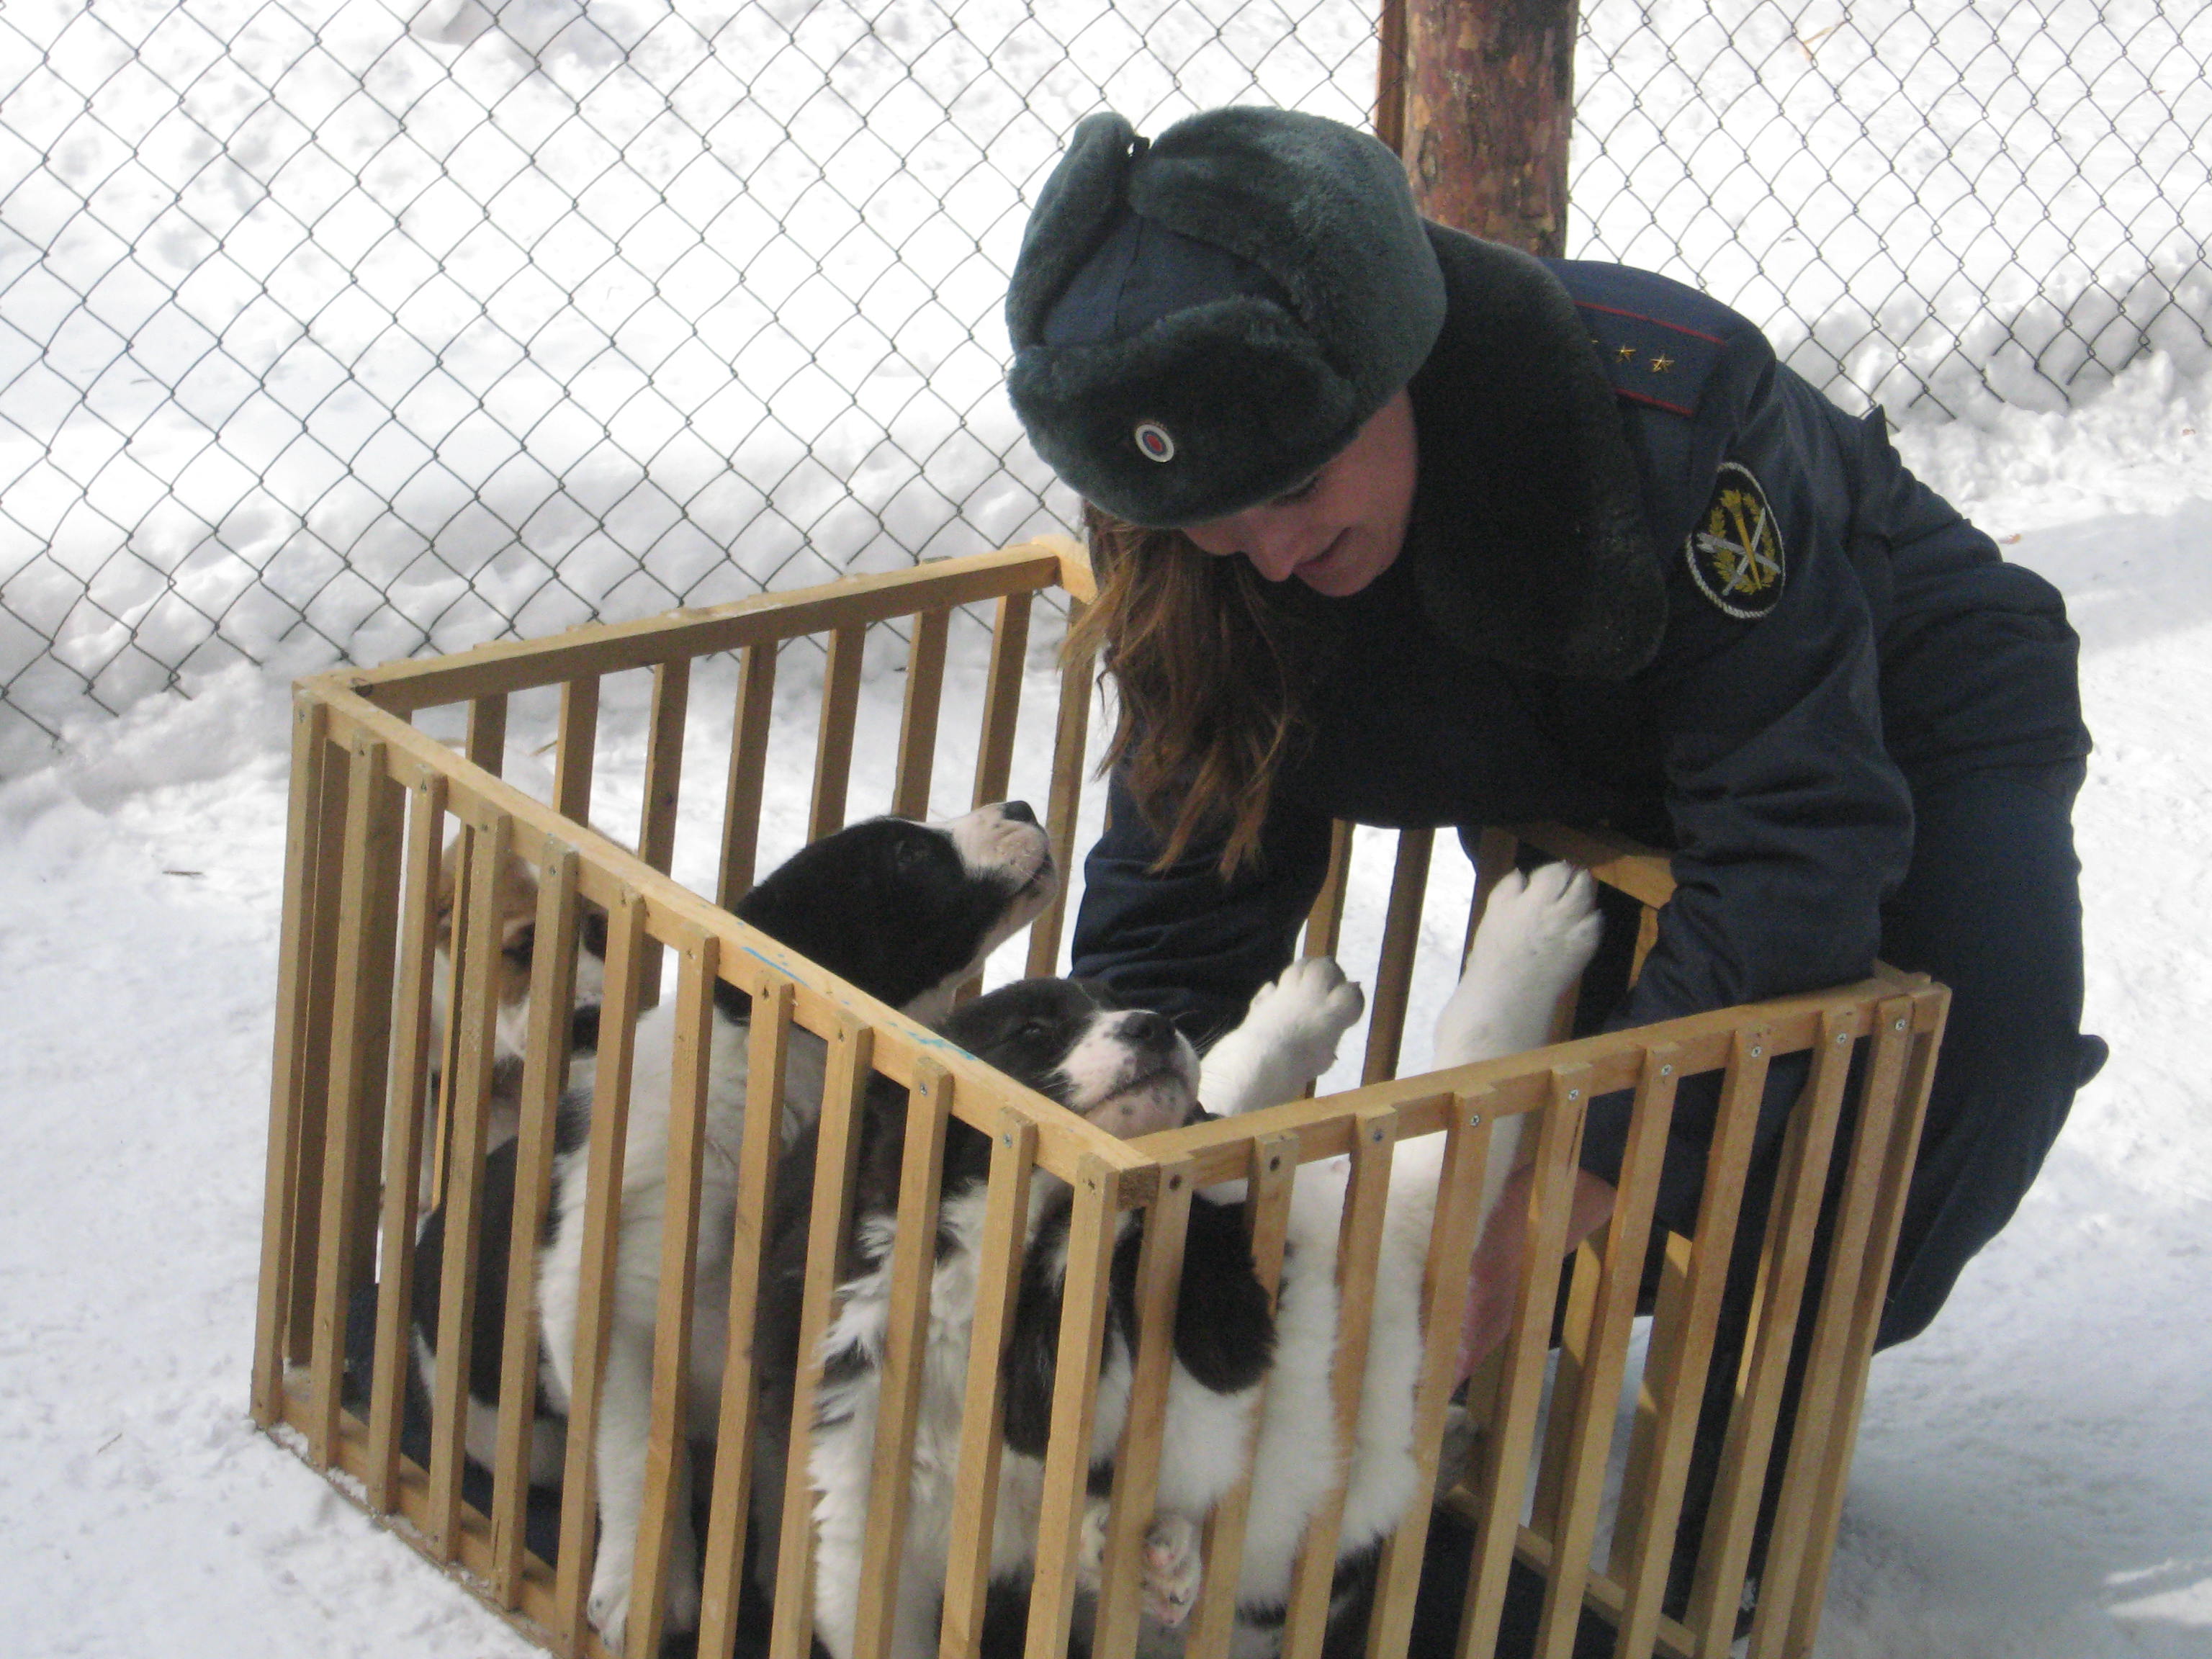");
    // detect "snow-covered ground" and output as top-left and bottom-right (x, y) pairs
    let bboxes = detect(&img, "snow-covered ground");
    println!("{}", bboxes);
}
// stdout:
(1, 346), (2207, 1656)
